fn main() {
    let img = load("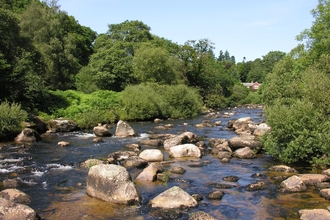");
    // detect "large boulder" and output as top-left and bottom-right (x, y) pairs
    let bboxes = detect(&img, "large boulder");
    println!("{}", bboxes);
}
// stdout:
(230, 117), (254, 135)
(136, 163), (163, 181)
(163, 132), (198, 150)
(298, 174), (330, 186)
(299, 209), (330, 220)
(0, 189), (31, 204)
(49, 119), (78, 132)
(139, 149), (164, 162)
(229, 135), (262, 151)
(233, 147), (256, 159)
(320, 188), (330, 200)
(93, 124), (112, 137)
(115, 120), (136, 137)
(86, 164), (140, 205)
(150, 186), (197, 208)
(0, 198), (37, 220)
(169, 144), (201, 158)
(280, 175), (307, 192)
(15, 128), (41, 143)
